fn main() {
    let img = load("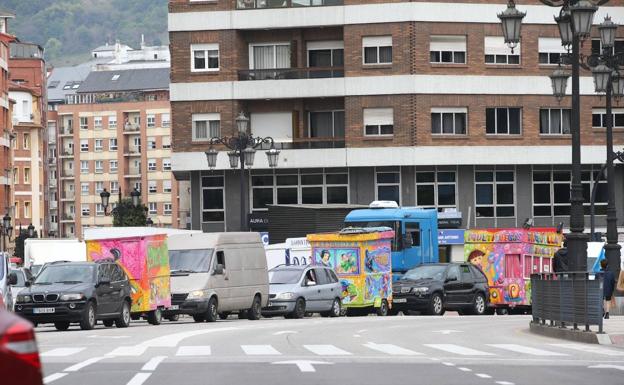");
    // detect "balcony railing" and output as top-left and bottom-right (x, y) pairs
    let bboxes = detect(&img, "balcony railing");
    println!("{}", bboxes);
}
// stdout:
(237, 0), (343, 9)
(60, 128), (73, 136)
(124, 123), (141, 132)
(251, 138), (345, 150)
(238, 67), (344, 81)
